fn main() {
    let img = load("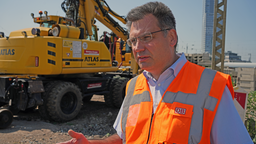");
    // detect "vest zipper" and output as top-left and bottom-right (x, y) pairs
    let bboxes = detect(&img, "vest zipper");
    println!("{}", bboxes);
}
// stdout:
(146, 113), (154, 144)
